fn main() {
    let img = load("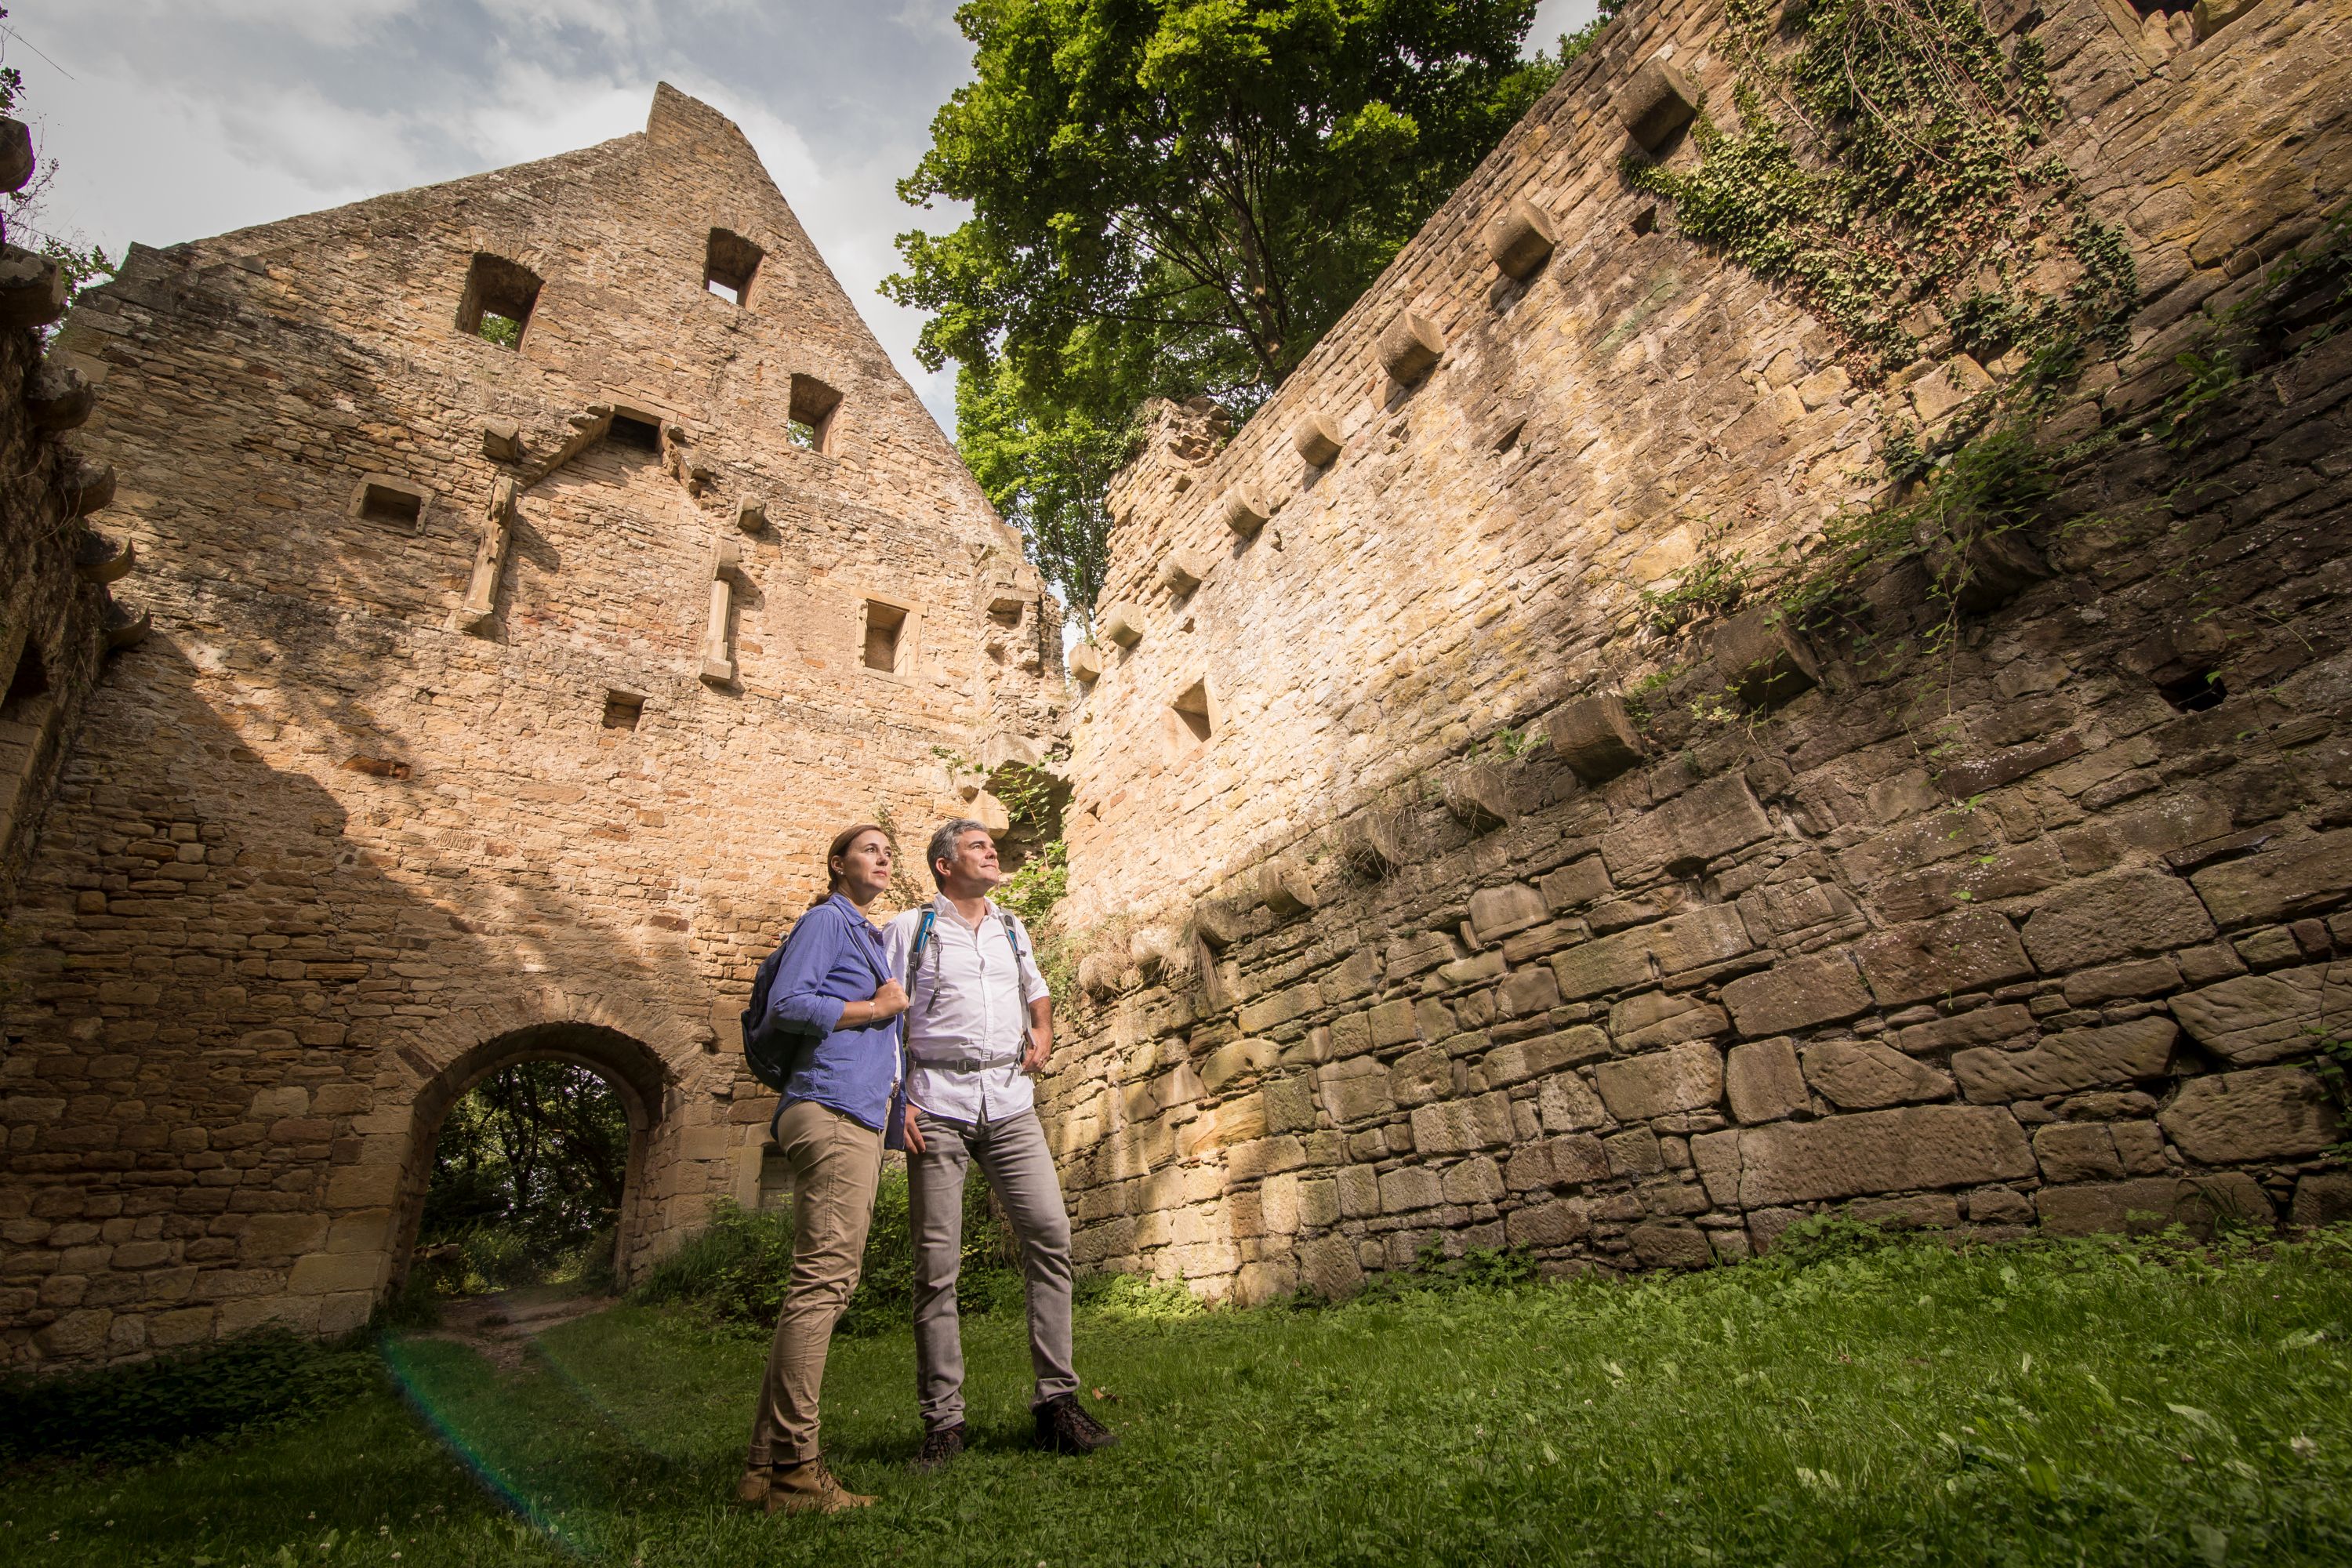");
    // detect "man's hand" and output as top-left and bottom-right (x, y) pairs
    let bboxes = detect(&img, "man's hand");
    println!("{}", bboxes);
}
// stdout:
(902, 1101), (927, 1154)
(1021, 1028), (1051, 1074)
(869, 978), (910, 1020)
